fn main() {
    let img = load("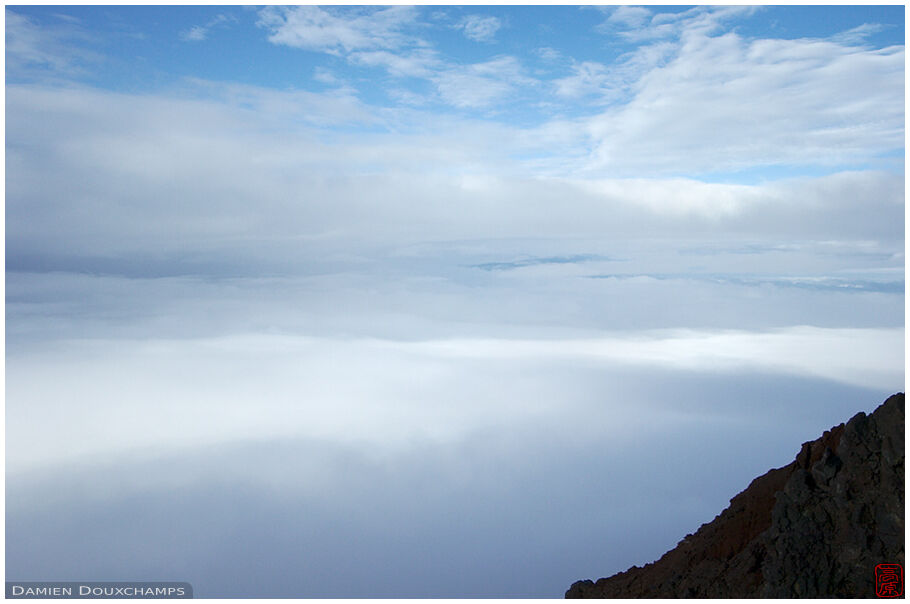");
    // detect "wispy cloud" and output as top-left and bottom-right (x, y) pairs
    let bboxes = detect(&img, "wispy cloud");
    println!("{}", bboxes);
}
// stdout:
(601, 6), (758, 43)
(831, 22), (887, 45)
(349, 48), (441, 79)
(180, 14), (235, 42)
(432, 55), (534, 108)
(553, 61), (612, 99)
(567, 5), (904, 176)
(257, 5), (419, 55)
(5, 9), (102, 80)
(581, 33), (904, 175)
(536, 46), (563, 62)
(257, 6), (532, 110)
(606, 6), (652, 29)
(455, 14), (502, 43)
(553, 38), (678, 104)
(312, 66), (342, 86)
